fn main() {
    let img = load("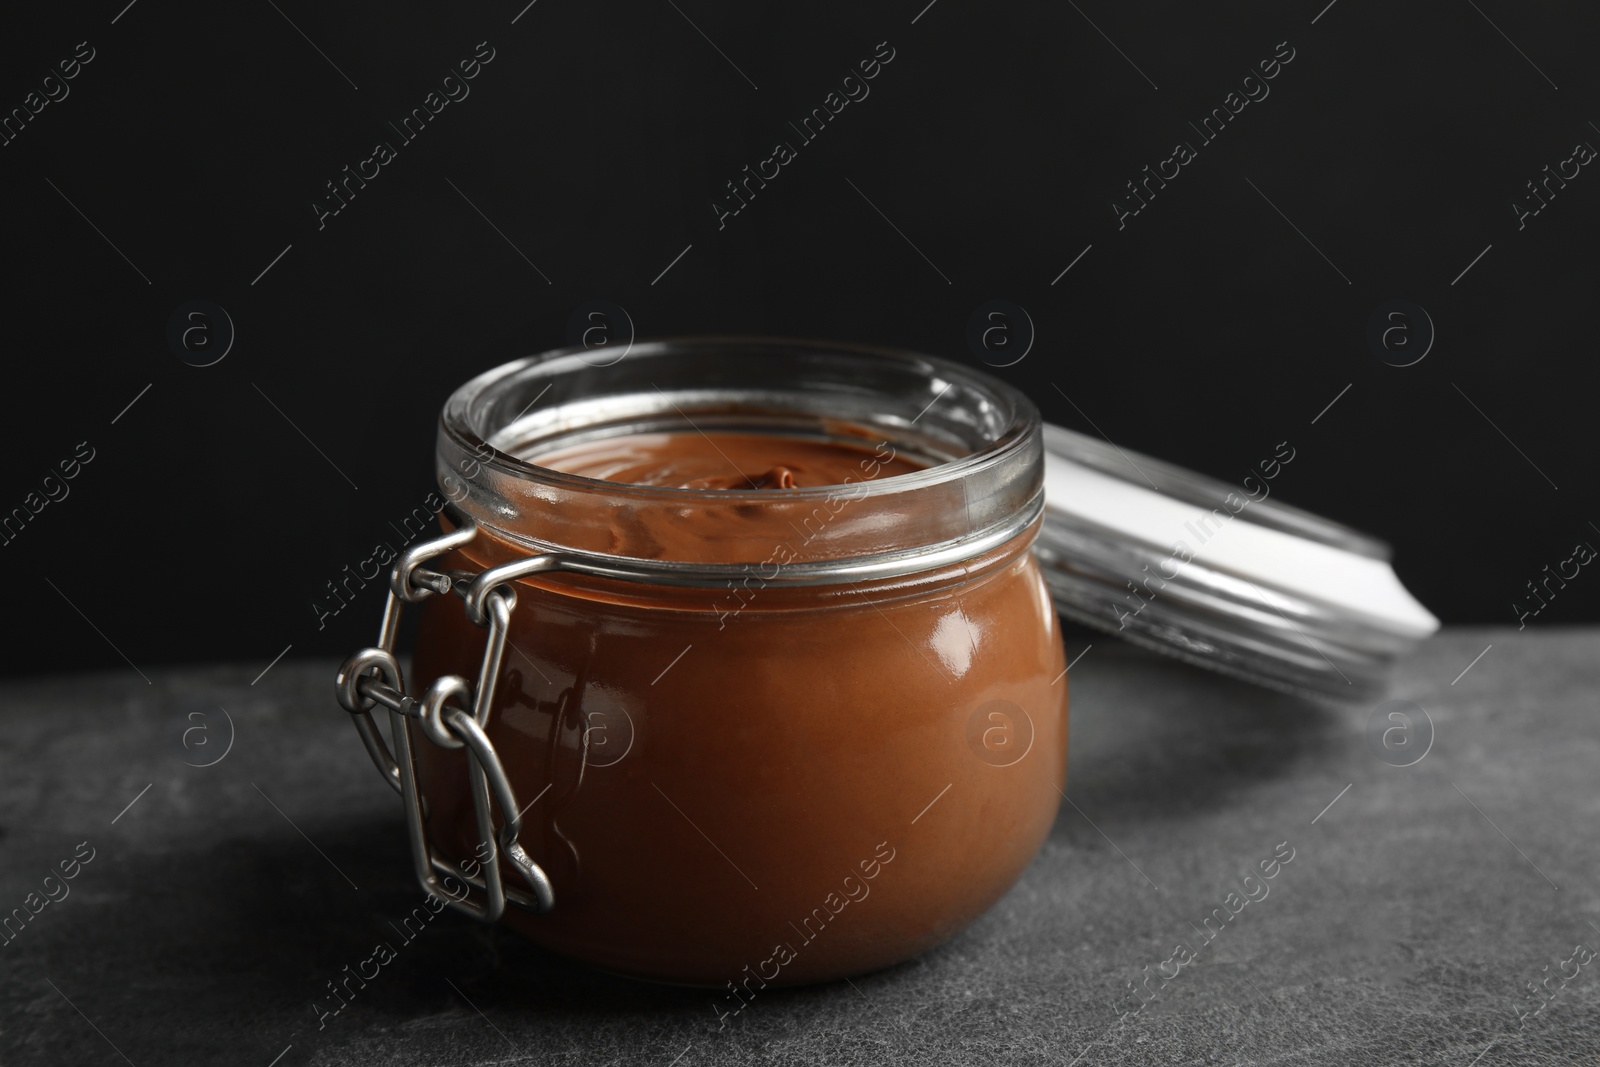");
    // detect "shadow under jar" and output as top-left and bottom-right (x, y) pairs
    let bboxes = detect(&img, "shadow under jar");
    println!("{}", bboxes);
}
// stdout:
(370, 338), (1065, 987)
